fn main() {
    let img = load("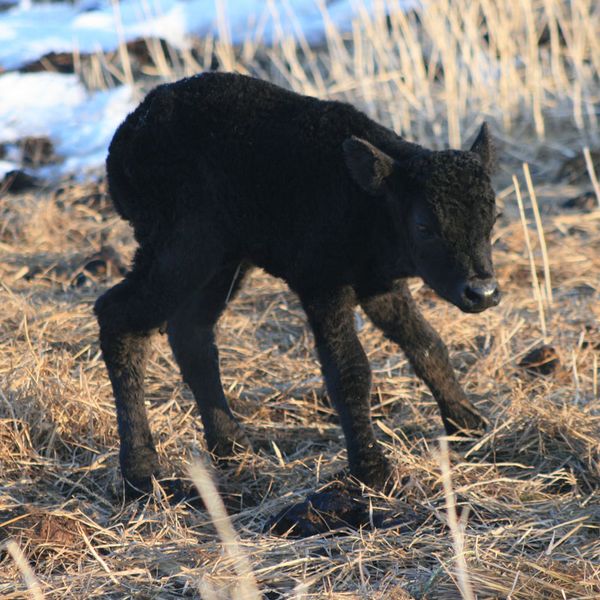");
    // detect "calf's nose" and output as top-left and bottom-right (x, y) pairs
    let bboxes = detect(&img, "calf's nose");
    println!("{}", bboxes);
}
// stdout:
(462, 278), (500, 310)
